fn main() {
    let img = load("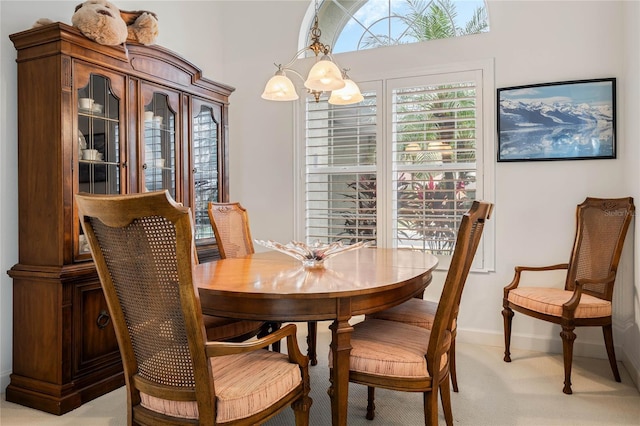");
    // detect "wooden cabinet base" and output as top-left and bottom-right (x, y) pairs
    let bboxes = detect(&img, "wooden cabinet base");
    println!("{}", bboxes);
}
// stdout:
(7, 263), (123, 415)
(6, 371), (124, 415)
